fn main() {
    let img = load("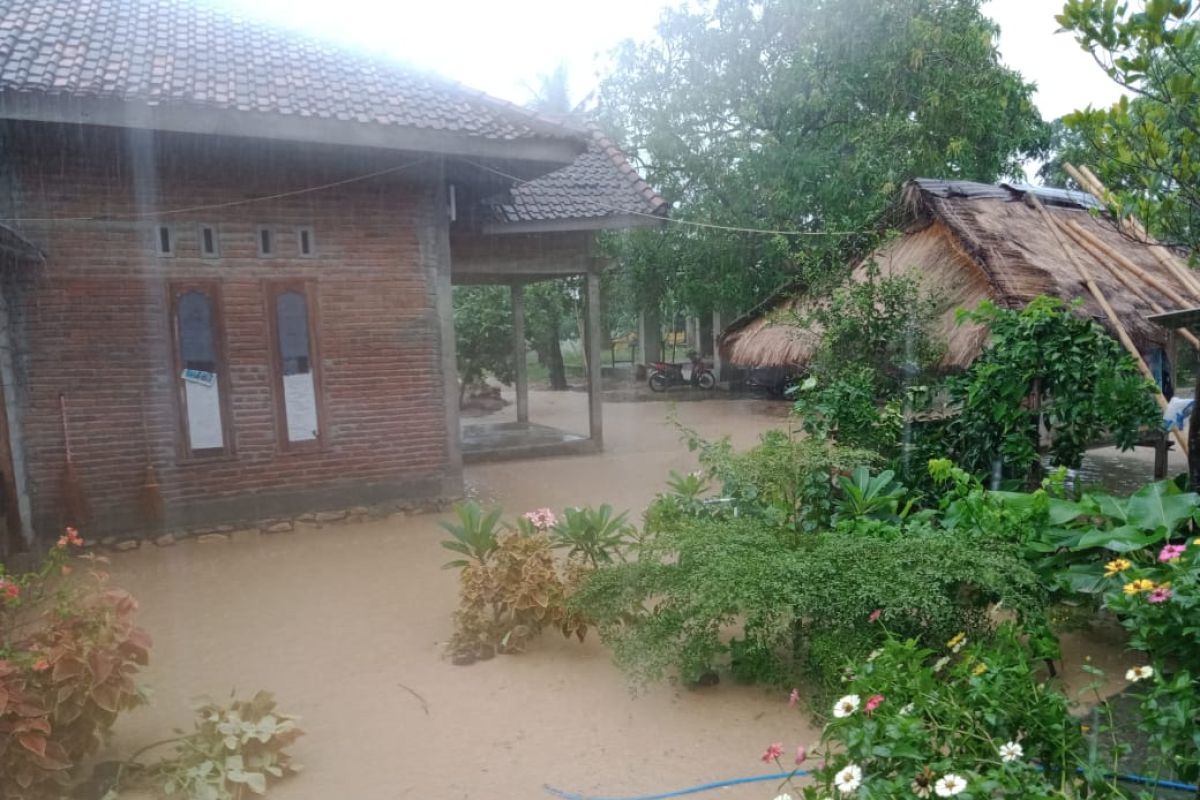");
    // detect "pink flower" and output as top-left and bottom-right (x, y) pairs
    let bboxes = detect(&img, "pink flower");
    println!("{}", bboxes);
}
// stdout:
(32, 657), (50, 672)
(761, 742), (784, 763)
(868, 608), (882, 624)
(794, 745), (808, 765)
(788, 688), (800, 707)
(1159, 544), (1186, 562)
(0, 579), (18, 600)
(56, 526), (84, 549)
(522, 508), (557, 530)
(1147, 586), (1173, 604)
(864, 694), (885, 714)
